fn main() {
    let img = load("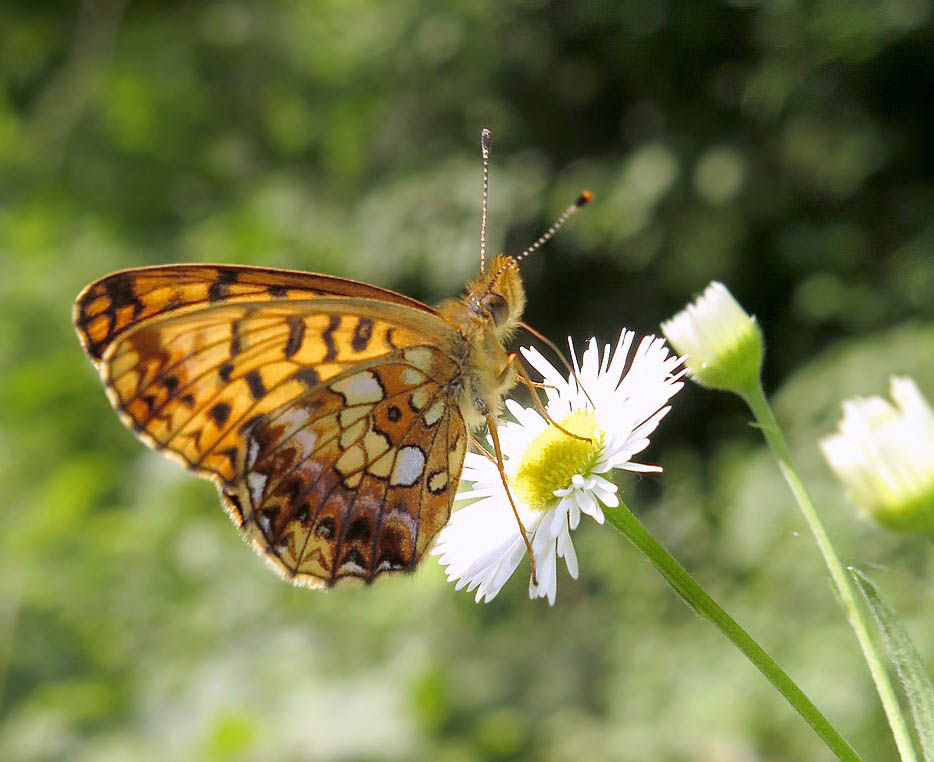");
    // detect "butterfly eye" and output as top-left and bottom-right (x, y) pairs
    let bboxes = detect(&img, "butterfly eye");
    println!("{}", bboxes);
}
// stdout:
(481, 293), (509, 327)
